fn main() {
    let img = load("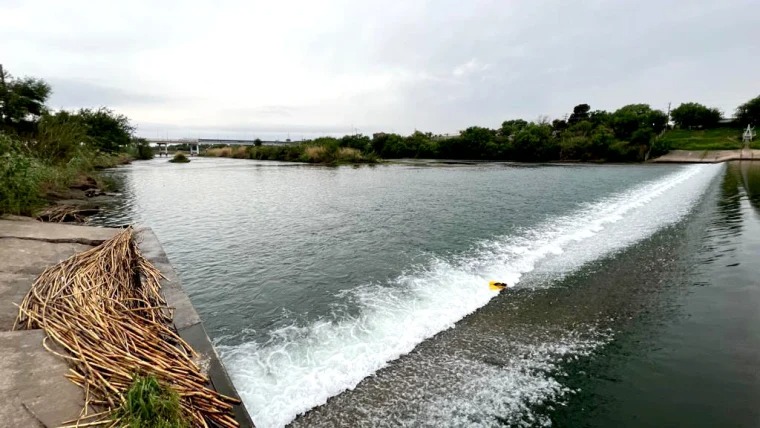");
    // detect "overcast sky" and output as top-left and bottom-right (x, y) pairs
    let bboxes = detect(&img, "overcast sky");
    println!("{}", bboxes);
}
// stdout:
(3, 0), (758, 140)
